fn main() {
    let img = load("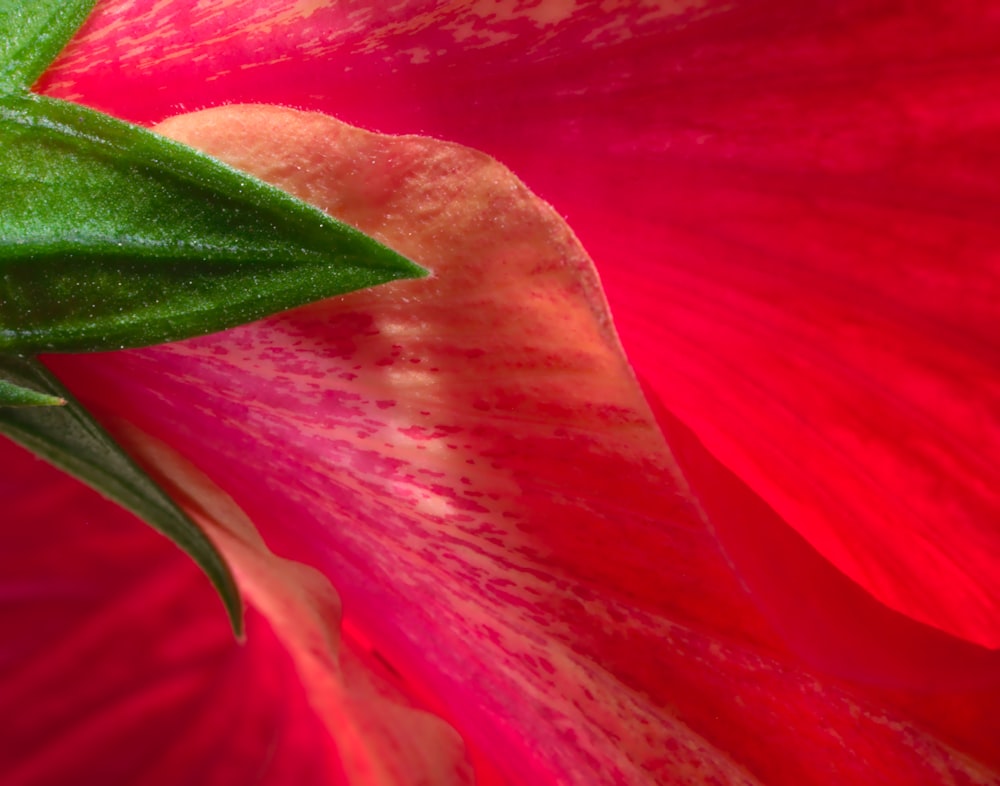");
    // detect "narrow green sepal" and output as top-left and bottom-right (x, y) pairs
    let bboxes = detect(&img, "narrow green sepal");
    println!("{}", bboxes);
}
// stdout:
(0, 0), (99, 91)
(0, 374), (65, 407)
(0, 354), (243, 637)
(0, 93), (426, 354)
